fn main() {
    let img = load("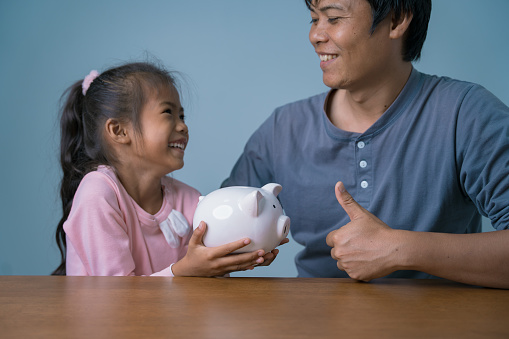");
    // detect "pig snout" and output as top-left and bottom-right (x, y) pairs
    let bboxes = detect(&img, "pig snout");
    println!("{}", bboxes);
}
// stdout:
(277, 215), (291, 239)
